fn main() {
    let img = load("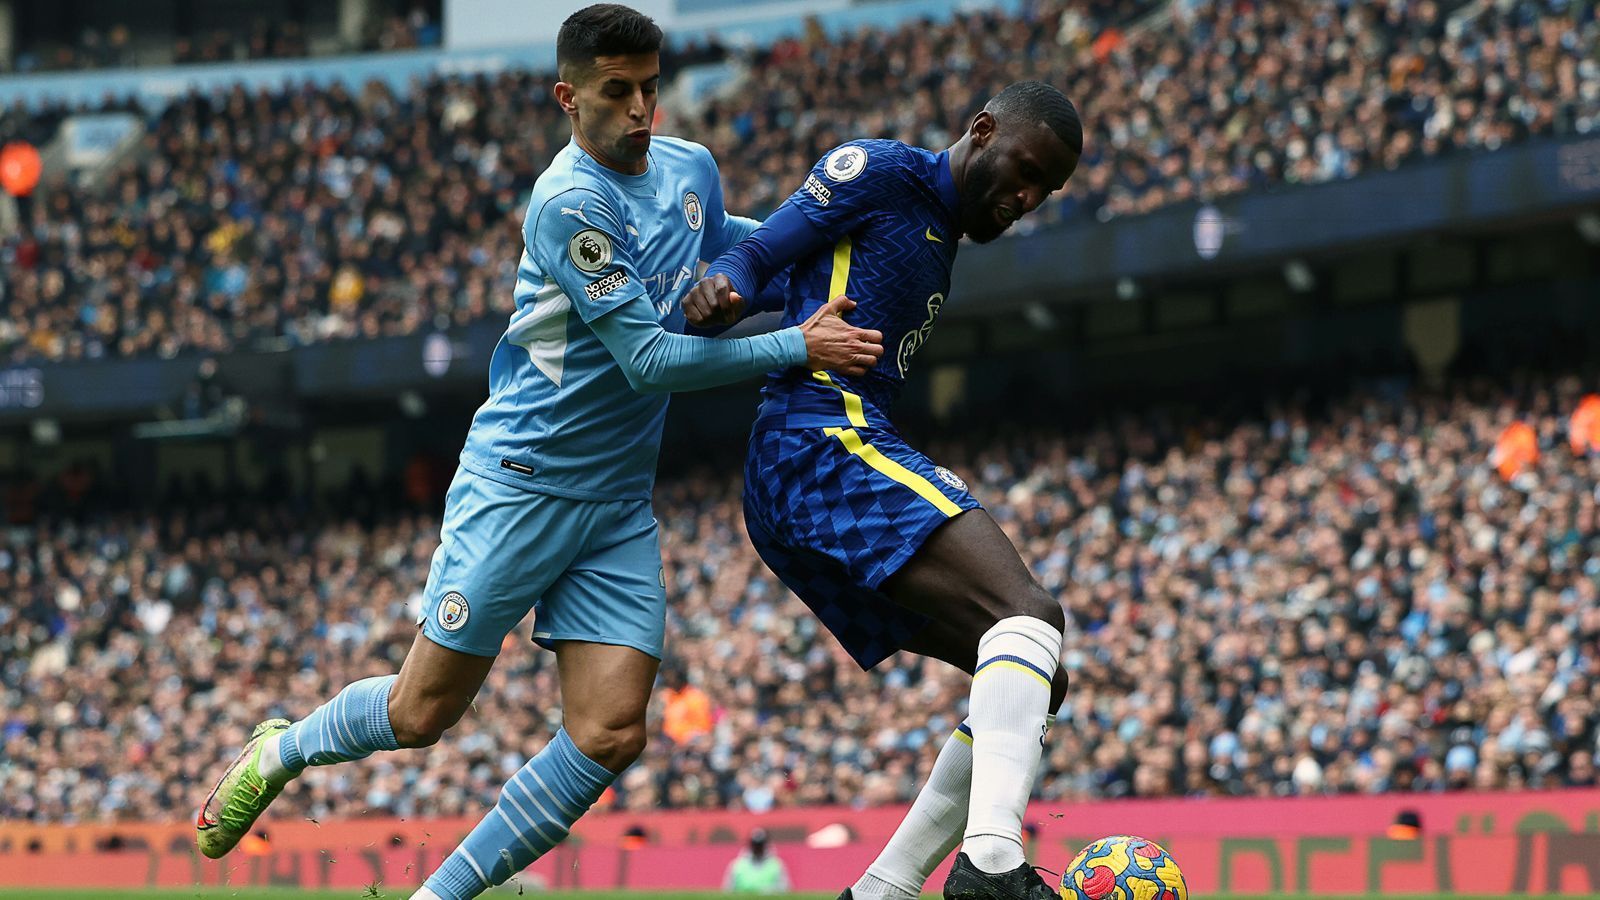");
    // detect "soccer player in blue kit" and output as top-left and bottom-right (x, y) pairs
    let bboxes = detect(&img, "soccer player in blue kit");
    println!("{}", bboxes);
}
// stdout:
(194, 6), (882, 899)
(689, 82), (1082, 900)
